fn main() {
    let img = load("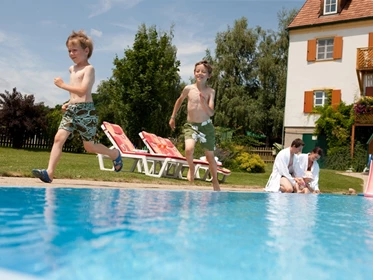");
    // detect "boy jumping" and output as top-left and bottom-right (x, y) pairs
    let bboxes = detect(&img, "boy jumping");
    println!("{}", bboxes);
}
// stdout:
(169, 60), (220, 191)
(32, 30), (122, 183)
